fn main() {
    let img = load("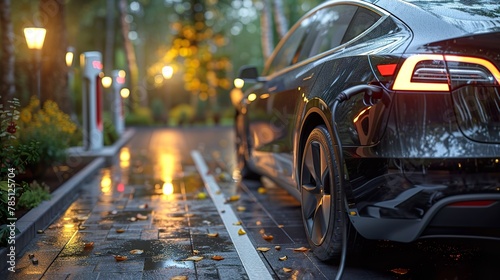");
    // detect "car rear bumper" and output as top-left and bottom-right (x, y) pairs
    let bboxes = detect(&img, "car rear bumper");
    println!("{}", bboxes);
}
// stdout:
(348, 170), (500, 242)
